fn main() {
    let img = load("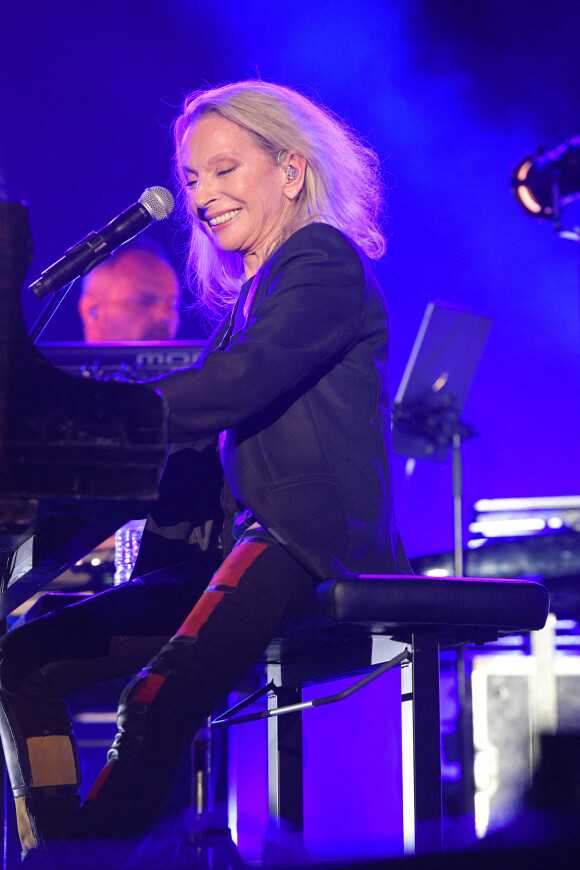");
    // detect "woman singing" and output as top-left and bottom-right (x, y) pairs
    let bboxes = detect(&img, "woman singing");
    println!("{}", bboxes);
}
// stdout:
(0, 80), (409, 858)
